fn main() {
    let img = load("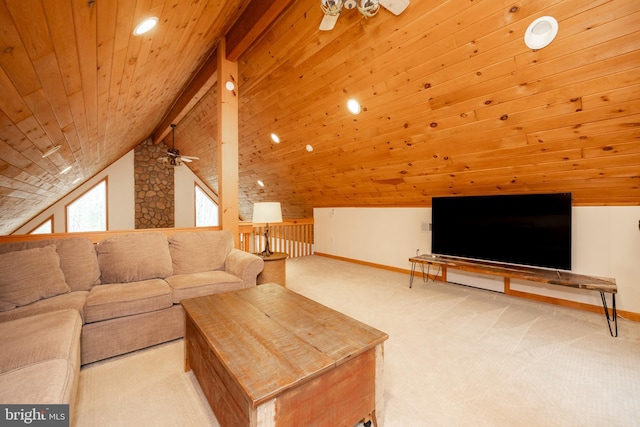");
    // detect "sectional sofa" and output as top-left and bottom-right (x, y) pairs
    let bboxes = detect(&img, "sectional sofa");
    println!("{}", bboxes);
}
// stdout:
(0, 230), (264, 420)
